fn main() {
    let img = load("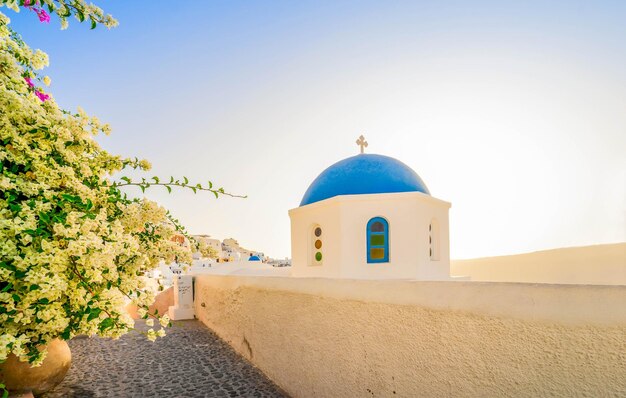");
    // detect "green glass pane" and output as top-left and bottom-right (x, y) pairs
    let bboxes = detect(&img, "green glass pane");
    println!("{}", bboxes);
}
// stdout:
(370, 248), (385, 260)
(315, 252), (322, 261)
(370, 234), (385, 246)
